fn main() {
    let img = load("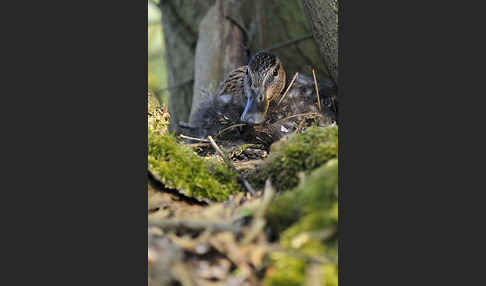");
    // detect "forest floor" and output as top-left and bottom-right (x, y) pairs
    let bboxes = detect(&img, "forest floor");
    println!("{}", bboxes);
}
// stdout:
(148, 92), (338, 286)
